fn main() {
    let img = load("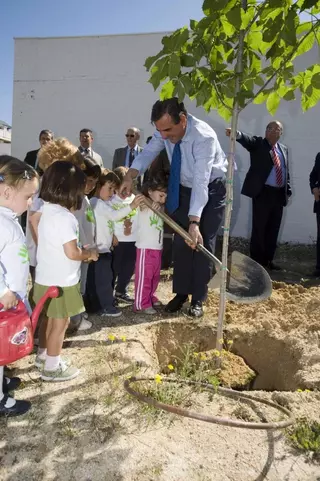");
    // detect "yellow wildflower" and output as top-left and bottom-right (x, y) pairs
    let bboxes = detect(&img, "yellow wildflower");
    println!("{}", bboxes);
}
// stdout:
(305, 389), (311, 393)
(121, 335), (127, 342)
(227, 340), (234, 345)
(155, 374), (162, 384)
(297, 388), (303, 392)
(200, 353), (207, 361)
(167, 364), (174, 371)
(218, 338), (223, 344)
(193, 352), (199, 358)
(212, 349), (221, 357)
(108, 334), (116, 342)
